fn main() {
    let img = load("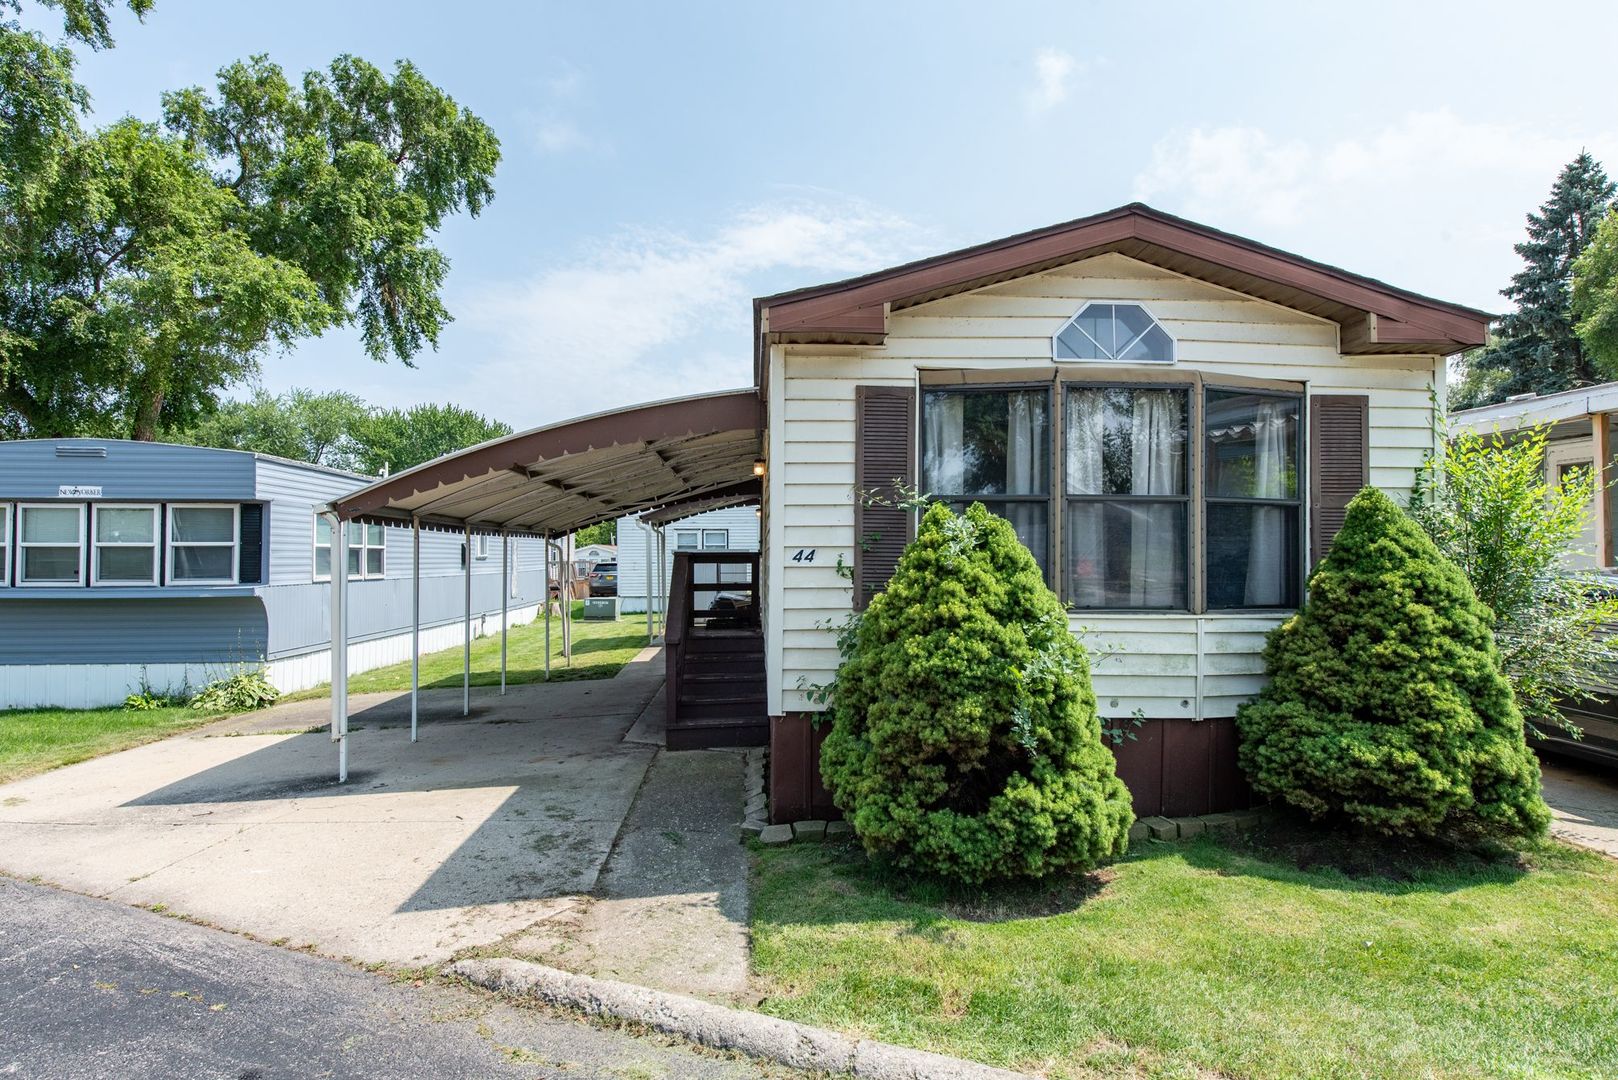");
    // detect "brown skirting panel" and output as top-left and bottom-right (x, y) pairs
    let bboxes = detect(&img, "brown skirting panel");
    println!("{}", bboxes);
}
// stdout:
(769, 714), (1252, 825)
